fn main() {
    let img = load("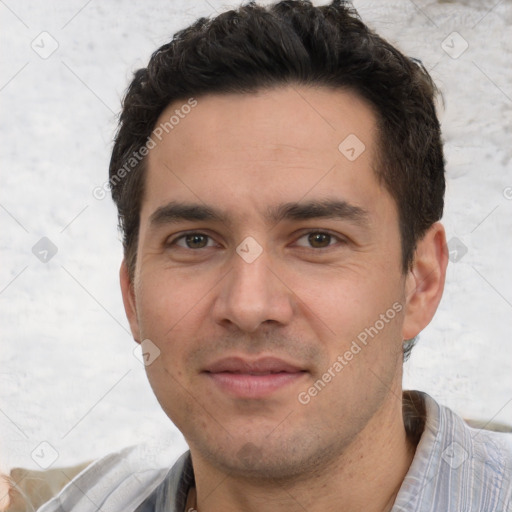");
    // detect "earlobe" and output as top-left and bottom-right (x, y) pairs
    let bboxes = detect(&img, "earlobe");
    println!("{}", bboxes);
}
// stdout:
(119, 259), (142, 344)
(402, 222), (448, 340)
